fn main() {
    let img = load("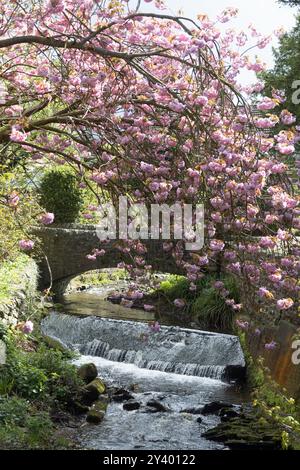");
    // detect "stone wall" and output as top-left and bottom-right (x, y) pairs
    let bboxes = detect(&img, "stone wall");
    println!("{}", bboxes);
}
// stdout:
(247, 320), (300, 399)
(0, 257), (39, 326)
